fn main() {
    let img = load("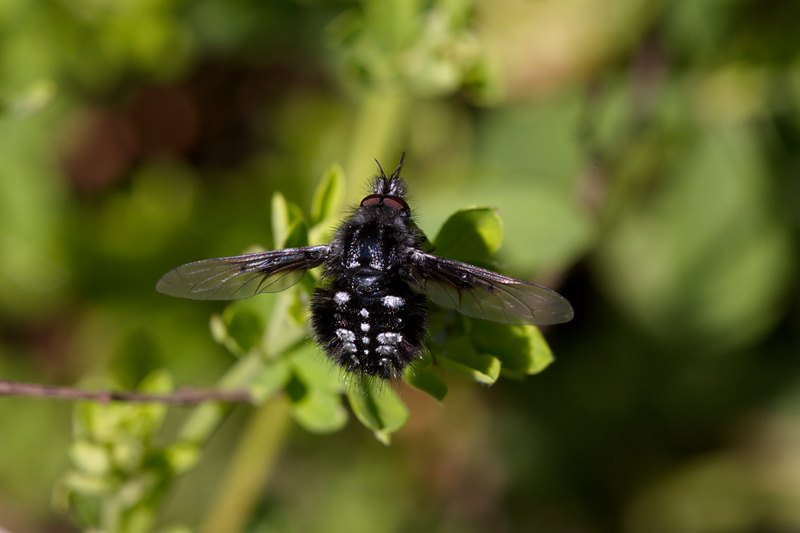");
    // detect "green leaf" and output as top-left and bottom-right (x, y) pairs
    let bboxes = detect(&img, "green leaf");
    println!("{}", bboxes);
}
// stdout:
(212, 295), (282, 357)
(110, 440), (145, 473)
(271, 192), (305, 248)
(288, 343), (342, 391)
(261, 293), (311, 358)
(210, 314), (233, 352)
(75, 371), (172, 445)
(249, 359), (292, 402)
(287, 375), (348, 434)
(436, 353), (501, 385)
(282, 344), (347, 432)
(162, 442), (201, 474)
(346, 379), (409, 444)
(433, 207), (504, 264)
(470, 322), (554, 378)
(224, 308), (264, 355)
(431, 336), (501, 385)
(310, 163), (345, 226)
(56, 470), (113, 497)
(138, 369), (173, 395)
(283, 219), (309, 250)
(521, 327), (554, 374)
(69, 440), (111, 476)
(404, 357), (448, 401)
